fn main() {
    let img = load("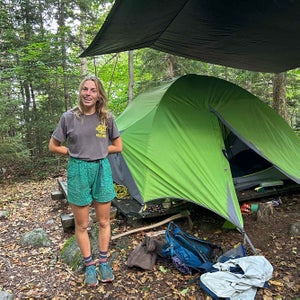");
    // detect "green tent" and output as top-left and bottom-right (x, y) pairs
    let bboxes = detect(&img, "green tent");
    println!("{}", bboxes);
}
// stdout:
(109, 75), (300, 230)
